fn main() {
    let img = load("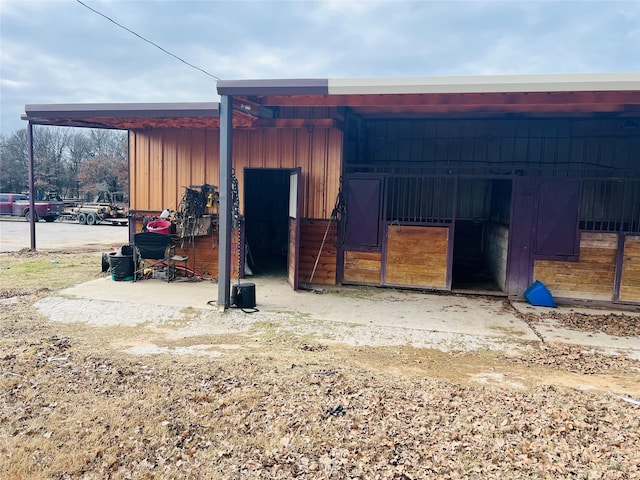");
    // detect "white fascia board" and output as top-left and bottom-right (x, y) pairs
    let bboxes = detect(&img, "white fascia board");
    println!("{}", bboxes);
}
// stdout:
(328, 72), (640, 95)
